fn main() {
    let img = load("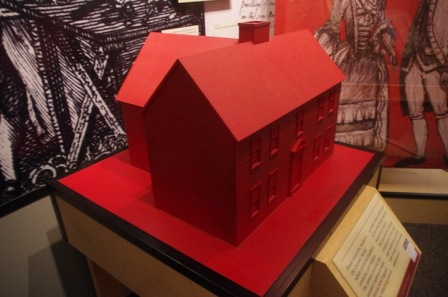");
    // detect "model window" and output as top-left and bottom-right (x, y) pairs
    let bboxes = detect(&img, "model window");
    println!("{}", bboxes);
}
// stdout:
(324, 126), (332, 152)
(251, 137), (262, 169)
(317, 96), (325, 121)
(289, 139), (305, 195)
(296, 110), (304, 136)
(268, 170), (278, 203)
(270, 125), (279, 155)
(313, 135), (321, 162)
(250, 184), (261, 219)
(328, 90), (336, 114)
